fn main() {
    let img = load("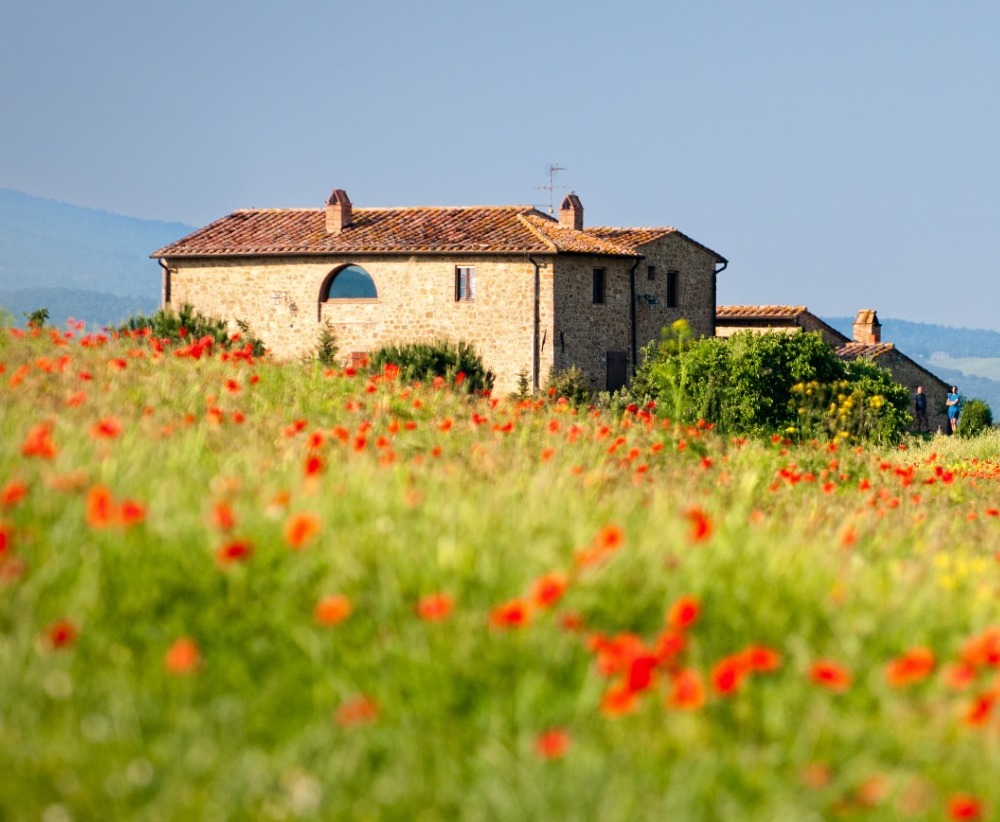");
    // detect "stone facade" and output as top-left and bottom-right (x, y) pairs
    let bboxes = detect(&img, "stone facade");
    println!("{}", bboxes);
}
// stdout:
(155, 192), (727, 395)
